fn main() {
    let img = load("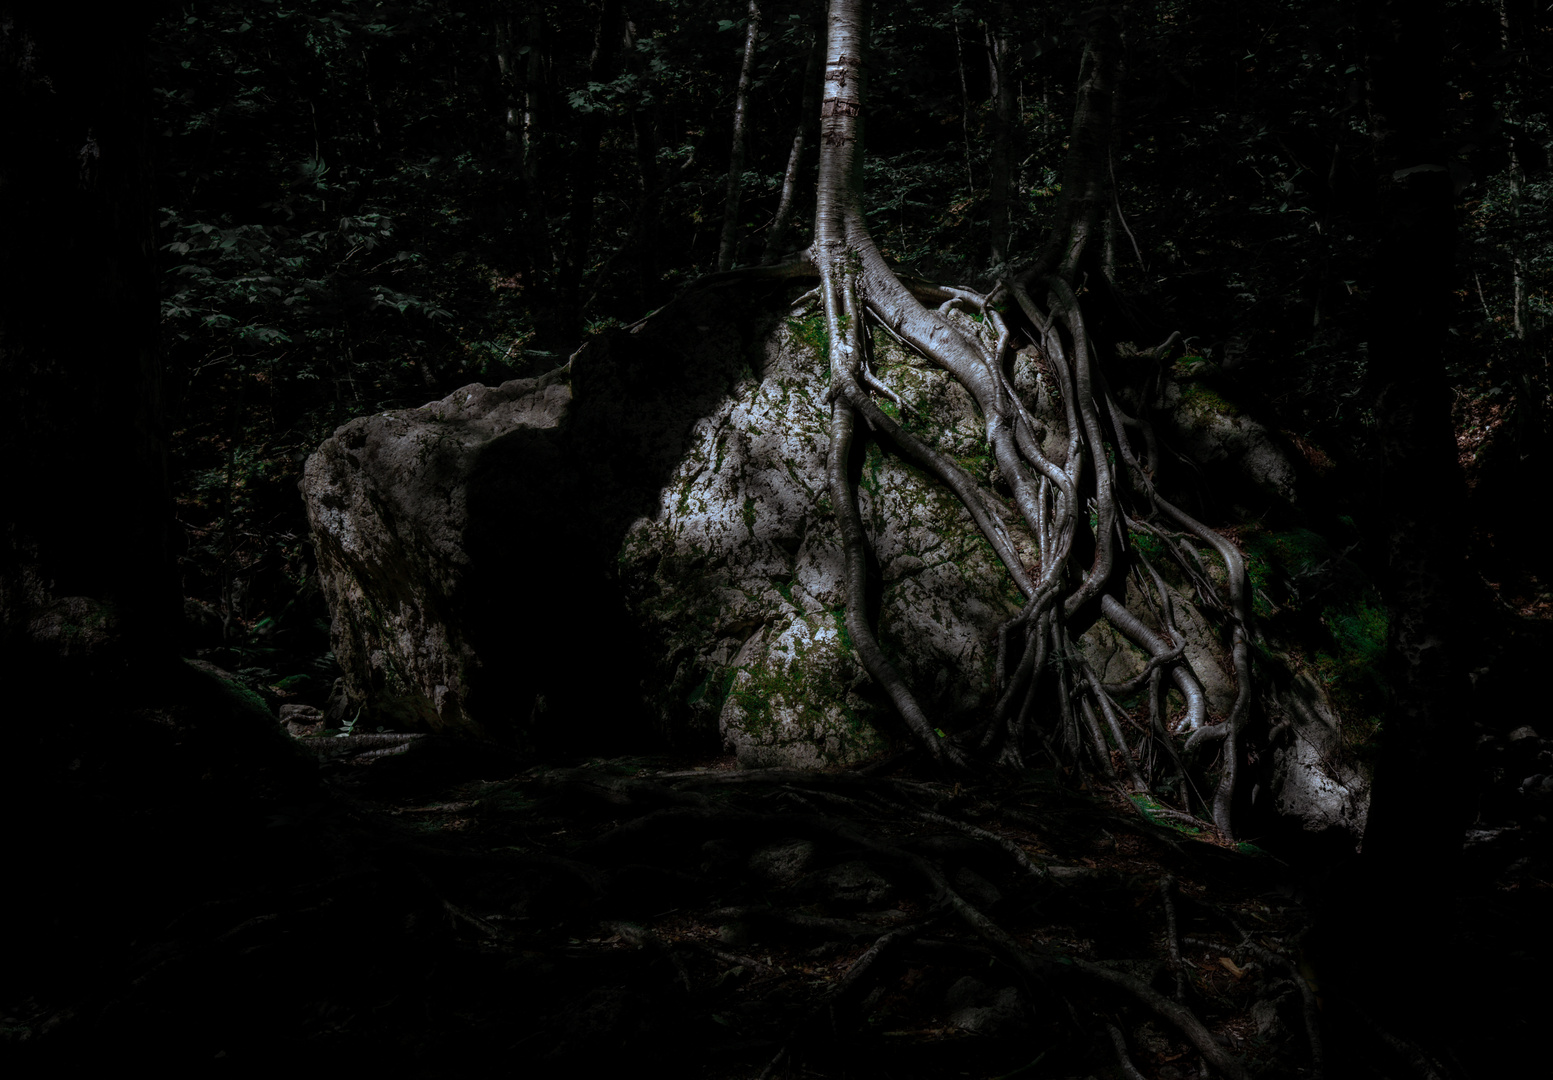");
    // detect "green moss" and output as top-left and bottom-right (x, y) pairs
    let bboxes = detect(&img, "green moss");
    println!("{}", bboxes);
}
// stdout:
(1177, 378), (1242, 418)
(674, 469), (698, 516)
(830, 608), (855, 655)
(787, 314), (828, 355)
(728, 674), (779, 734)
(1324, 599), (1388, 673)
(1242, 528), (1334, 619)
(182, 658), (275, 721)
(740, 495), (758, 536)
(1130, 794), (1202, 835)
(861, 442), (884, 497)
(1131, 530), (1167, 564)
(1242, 528), (1390, 753)
(953, 452), (991, 480)
(1314, 596), (1389, 741)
